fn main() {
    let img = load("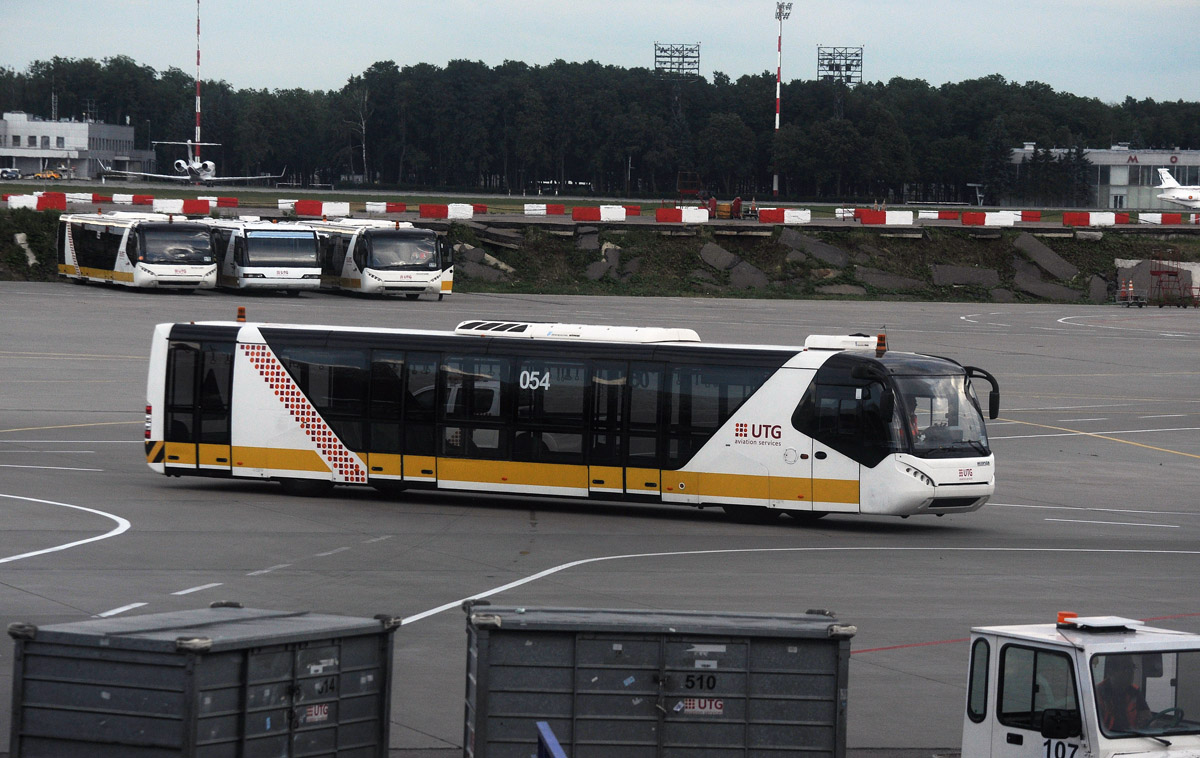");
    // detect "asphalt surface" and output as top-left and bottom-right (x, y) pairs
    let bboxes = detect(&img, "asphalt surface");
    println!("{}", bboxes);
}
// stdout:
(2, 282), (1199, 756)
